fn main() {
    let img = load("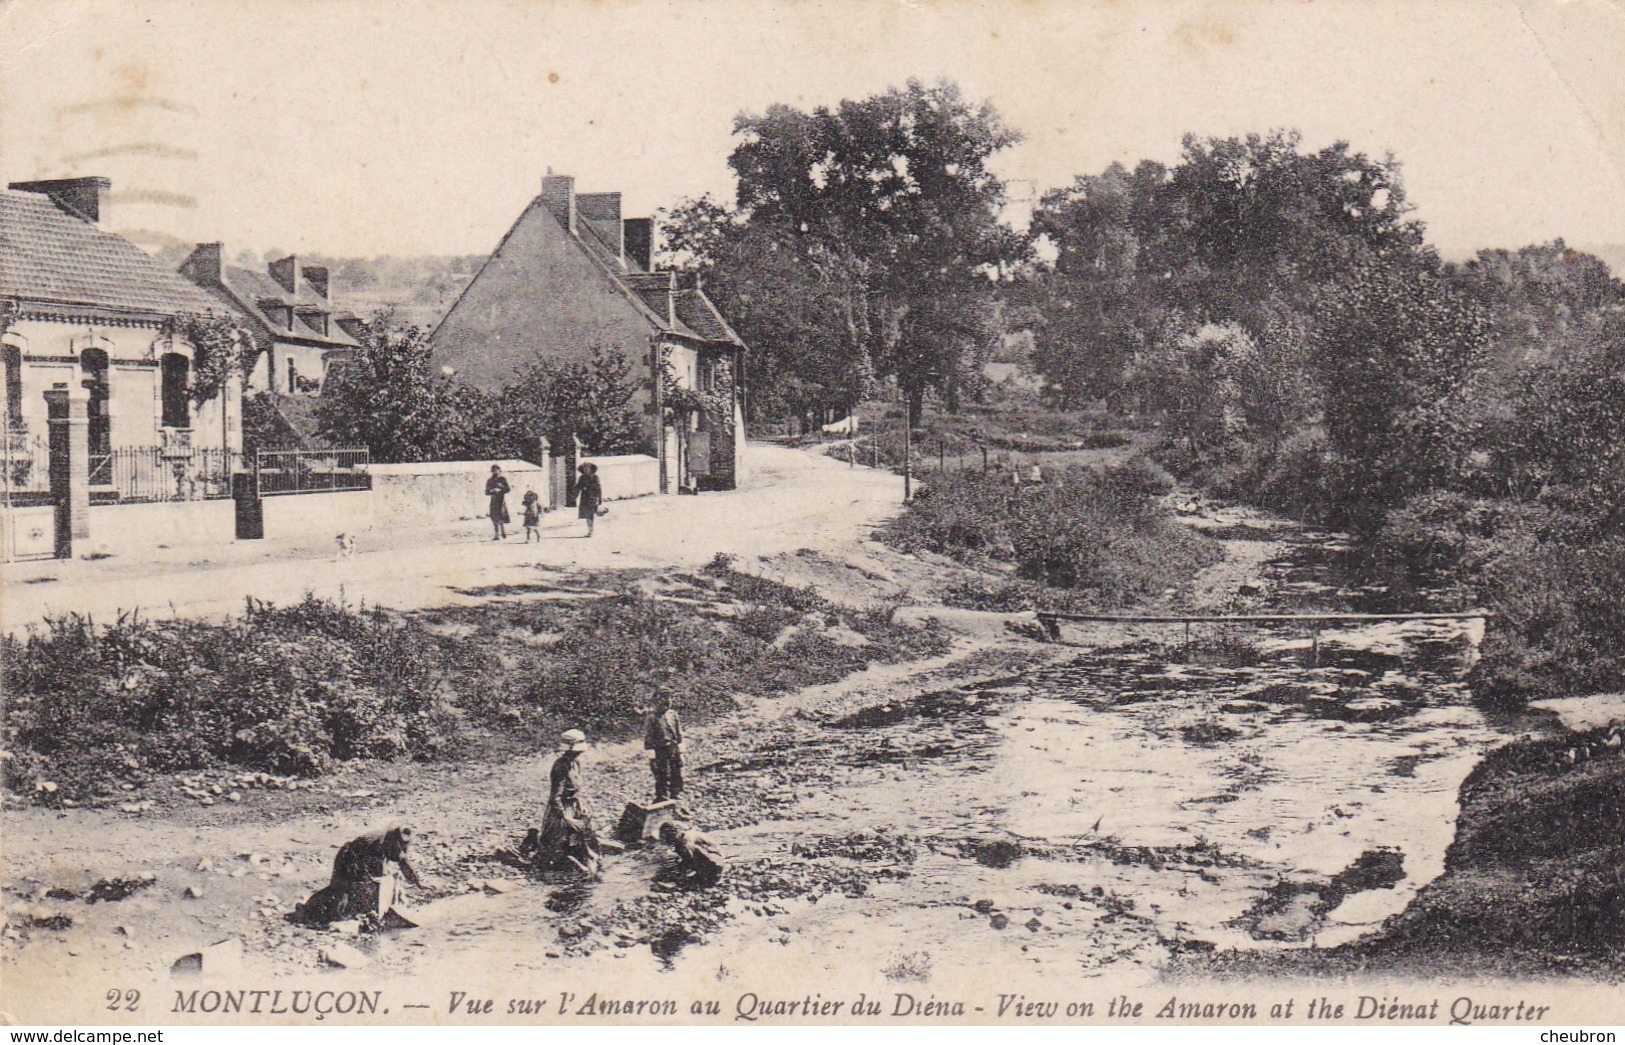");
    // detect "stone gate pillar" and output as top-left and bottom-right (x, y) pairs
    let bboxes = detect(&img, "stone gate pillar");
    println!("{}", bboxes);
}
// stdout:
(537, 436), (557, 510)
(45, 385), (90, 556)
